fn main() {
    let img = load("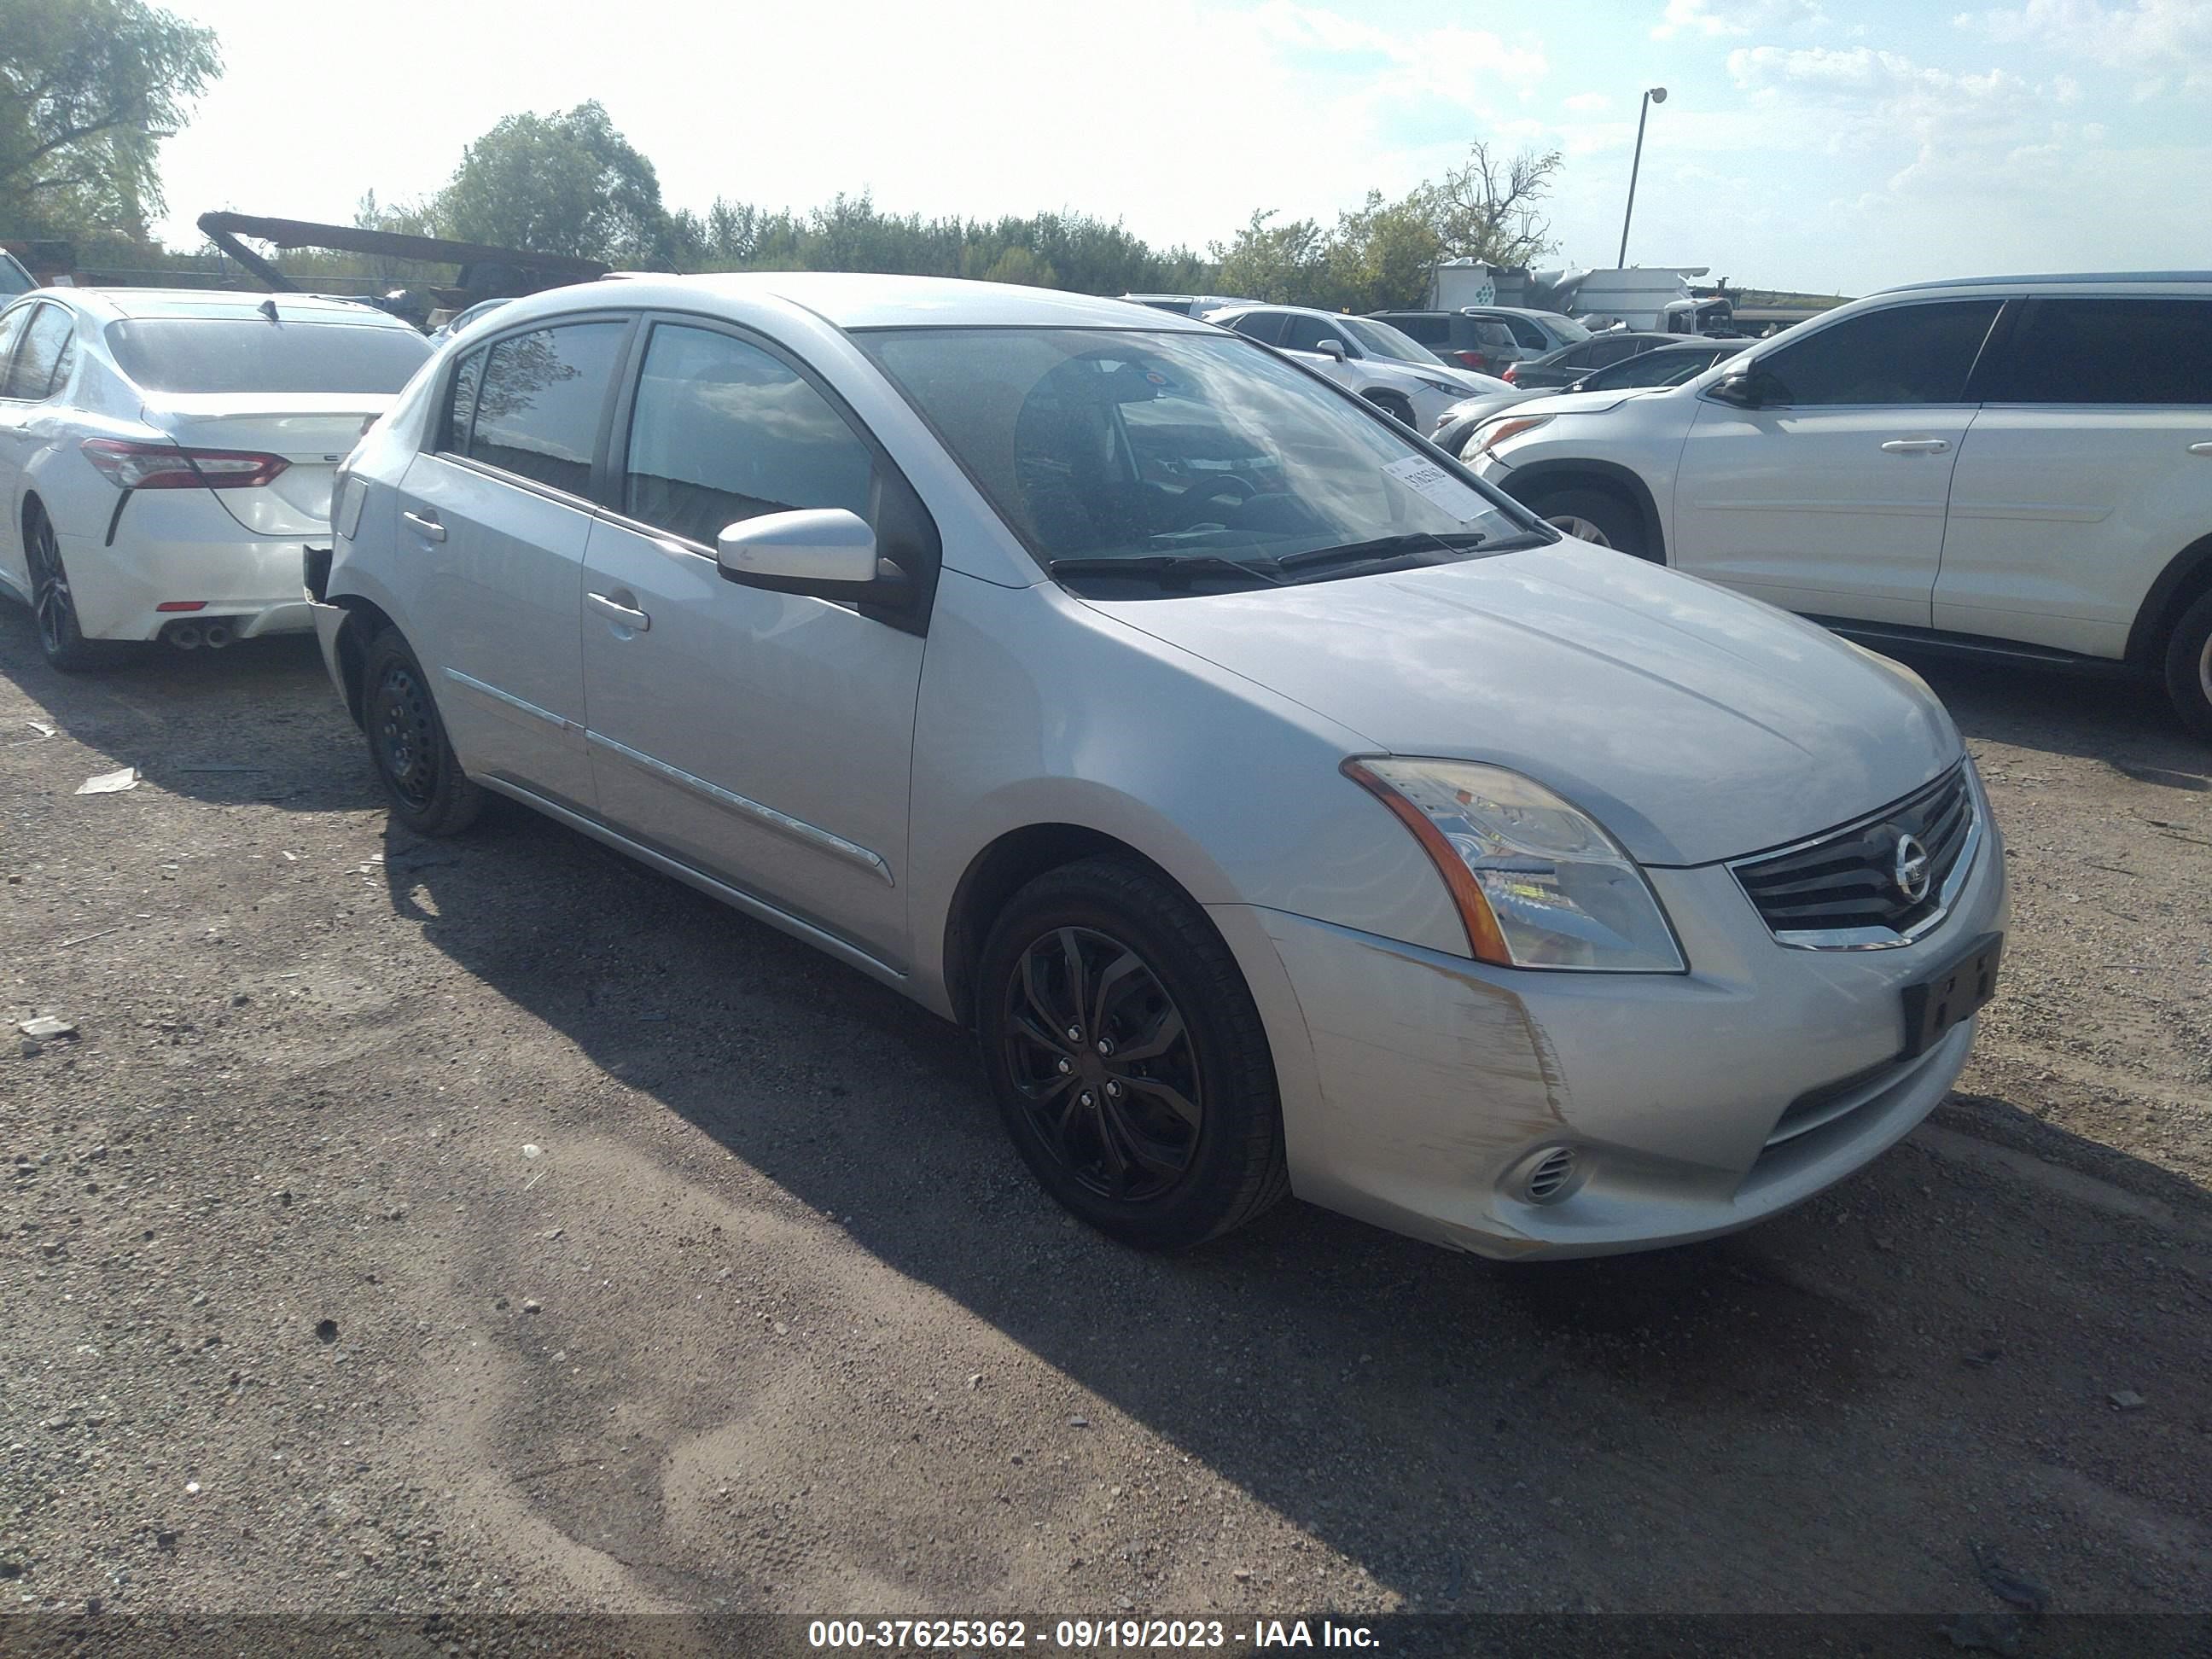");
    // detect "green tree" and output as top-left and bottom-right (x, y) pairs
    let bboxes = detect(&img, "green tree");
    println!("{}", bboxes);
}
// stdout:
(0, 0), (221, 237)
(1209, 210), (1330, 305)
(1322, 190), (1445, 312)
(434, 102), (671, 265)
